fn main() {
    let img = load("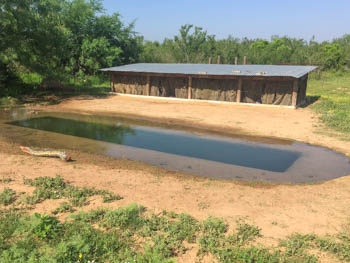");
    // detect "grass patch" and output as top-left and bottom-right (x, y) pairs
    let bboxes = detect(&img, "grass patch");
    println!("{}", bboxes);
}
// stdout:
(0, 188), (16, 206)
(52, 202), (75, 215)
(2, 202), (350, 262)
(0, 178), (12, 183)
(22, 175), (122, 207)
(308, 71), (350, 135)
(3, 175), (350, 262)
(0, 96), (19, 107)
